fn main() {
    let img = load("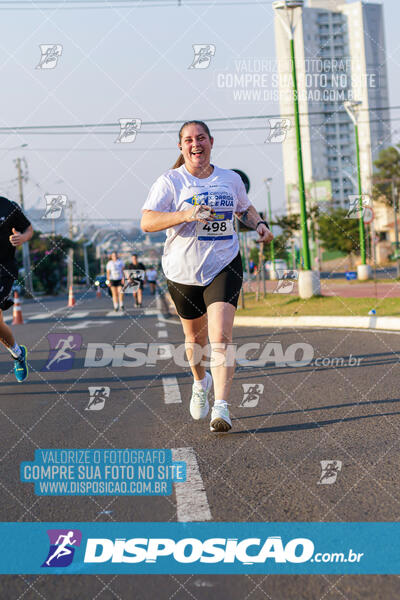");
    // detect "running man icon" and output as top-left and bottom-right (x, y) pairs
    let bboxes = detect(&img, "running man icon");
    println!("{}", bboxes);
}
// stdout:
(42, 529), (82, 568)
(46, 532), (77, 566)
(318, 460), (342, 485)
(43, 333), (82, 372)
(42, 195), (67, 220)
